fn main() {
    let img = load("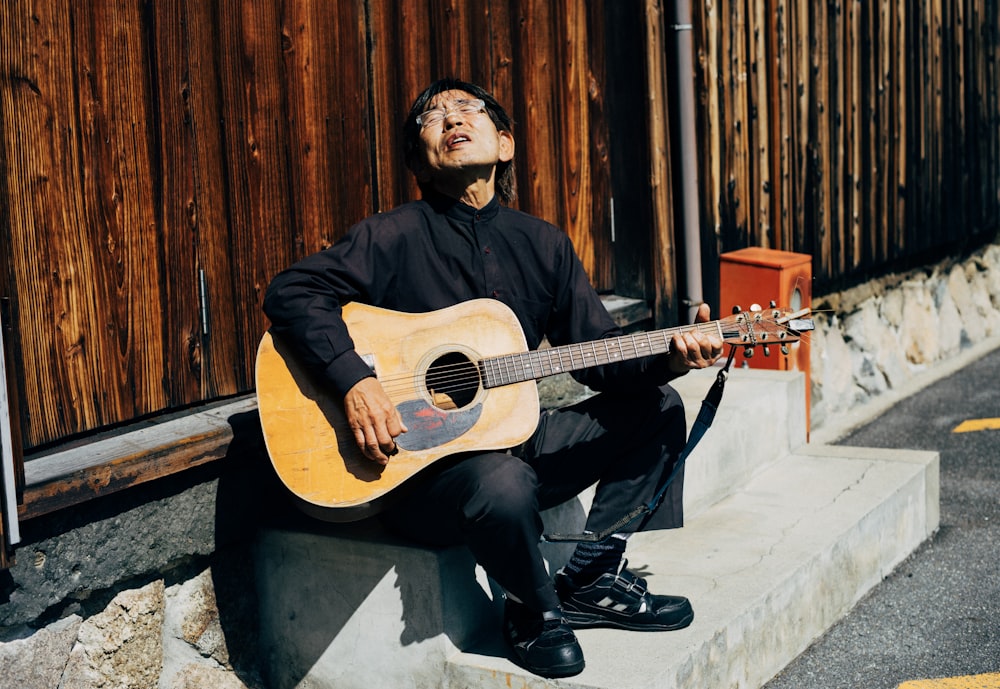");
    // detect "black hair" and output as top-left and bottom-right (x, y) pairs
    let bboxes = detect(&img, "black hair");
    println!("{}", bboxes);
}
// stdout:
(403, 78), (517, 205)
